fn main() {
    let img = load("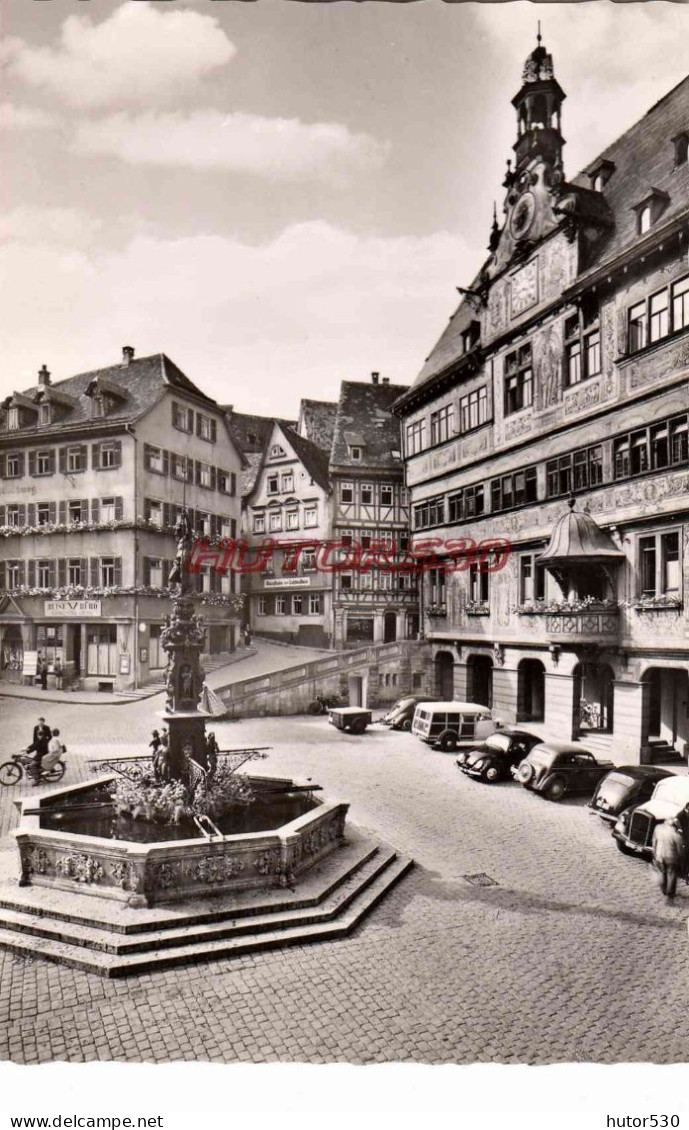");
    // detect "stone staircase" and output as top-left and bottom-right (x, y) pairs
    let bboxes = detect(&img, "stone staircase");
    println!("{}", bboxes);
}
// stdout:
(575, 731), (615, 757)
(113, 651), (256, 701)
(0, 831), (412, 977)
(645, 739), (685, 765)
